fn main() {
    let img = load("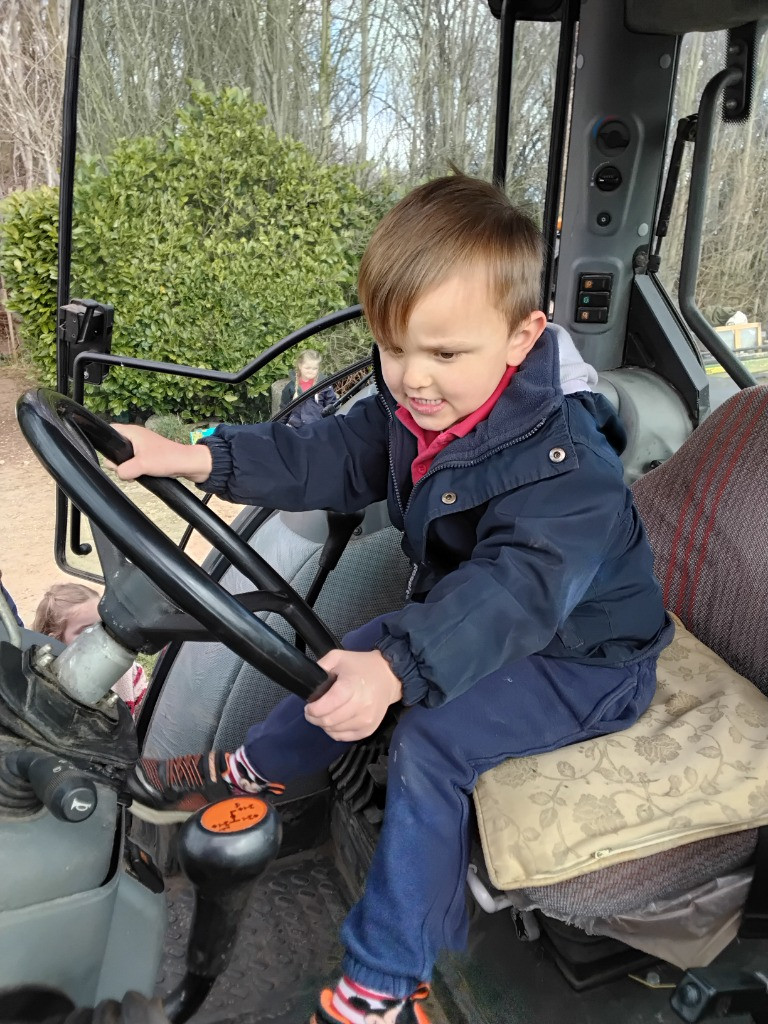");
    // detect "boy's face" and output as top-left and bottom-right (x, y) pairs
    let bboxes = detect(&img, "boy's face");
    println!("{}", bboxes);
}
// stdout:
(378, 268), (545, 432)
